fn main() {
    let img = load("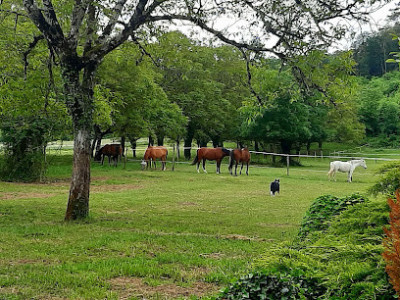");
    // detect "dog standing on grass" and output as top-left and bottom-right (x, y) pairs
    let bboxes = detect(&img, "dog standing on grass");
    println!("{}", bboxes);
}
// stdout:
(270, 179), (280, 196)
